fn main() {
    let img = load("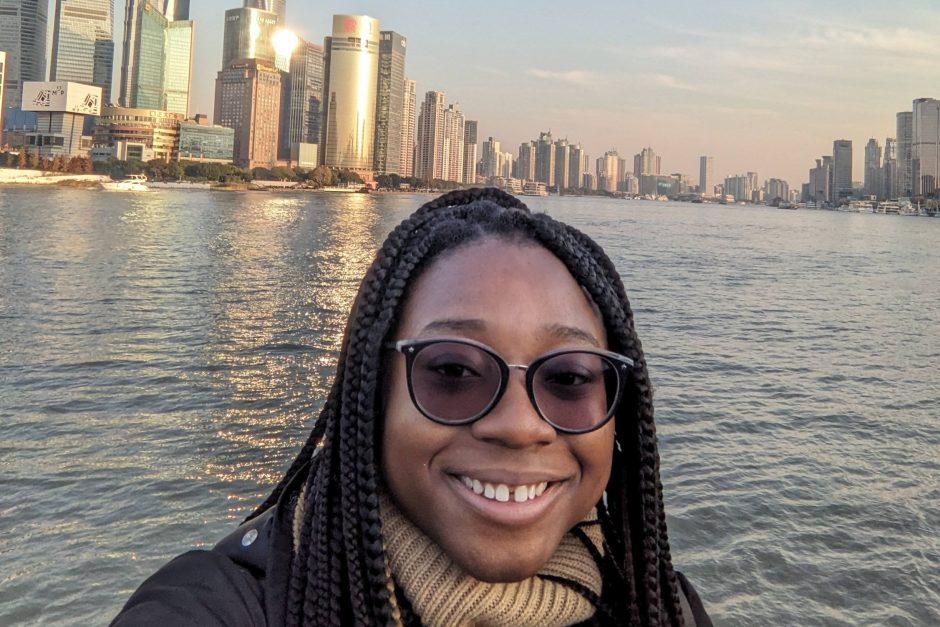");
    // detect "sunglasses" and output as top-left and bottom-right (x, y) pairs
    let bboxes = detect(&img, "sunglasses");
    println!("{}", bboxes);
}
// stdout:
(386, 337), (634, 434)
